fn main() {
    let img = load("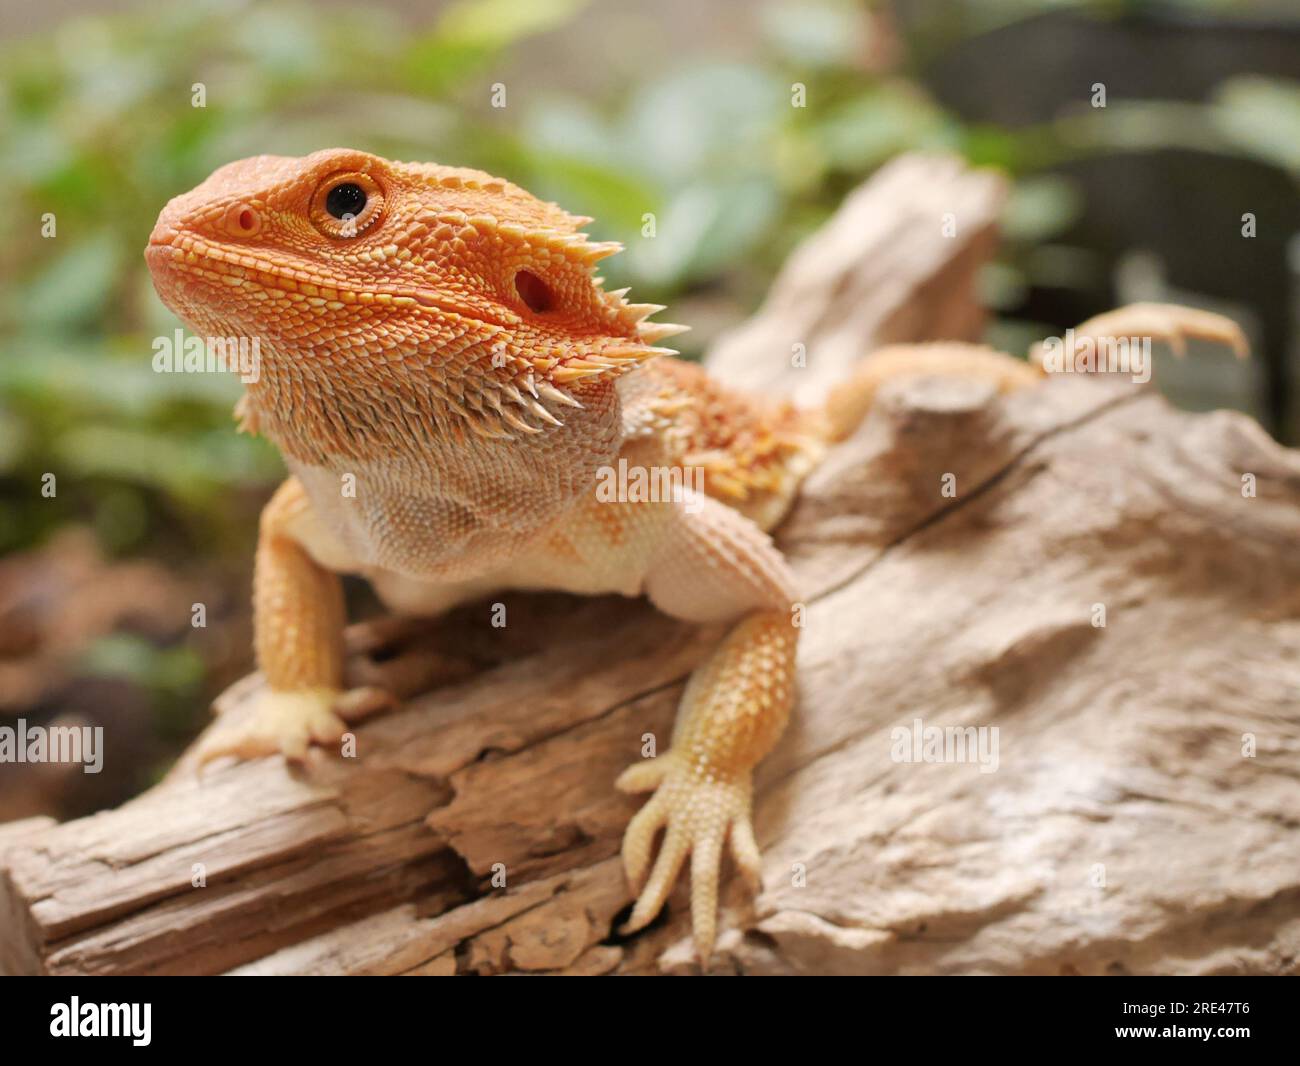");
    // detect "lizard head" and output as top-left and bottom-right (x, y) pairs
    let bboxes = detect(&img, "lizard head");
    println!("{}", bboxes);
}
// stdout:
(146, 147), (684, 467)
